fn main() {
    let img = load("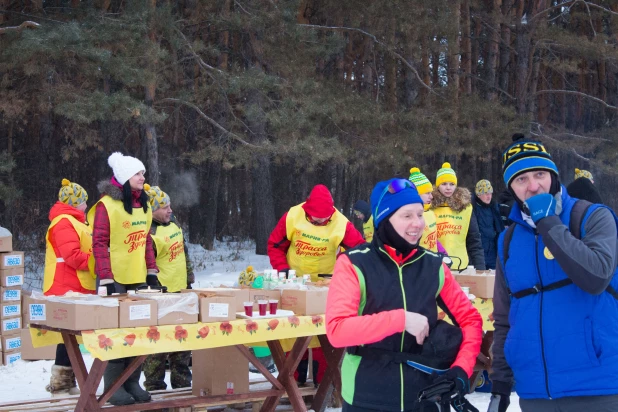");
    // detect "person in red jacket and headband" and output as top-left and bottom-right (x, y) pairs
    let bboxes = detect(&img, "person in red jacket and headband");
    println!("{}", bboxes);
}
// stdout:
(267, 184), (365, 386)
